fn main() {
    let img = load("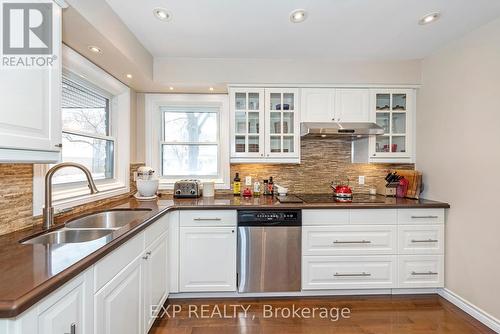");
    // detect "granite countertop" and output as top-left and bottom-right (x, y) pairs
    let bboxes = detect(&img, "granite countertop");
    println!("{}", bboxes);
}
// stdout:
(0, 194), (449, 318)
